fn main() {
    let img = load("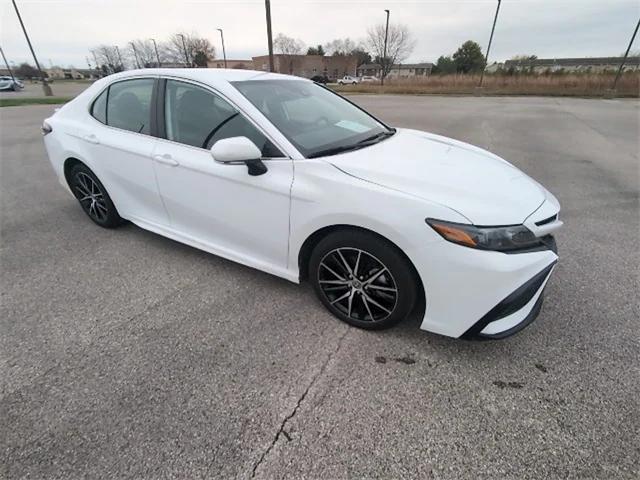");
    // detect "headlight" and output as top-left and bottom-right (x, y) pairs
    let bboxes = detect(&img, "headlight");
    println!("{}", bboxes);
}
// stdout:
(426, 218), (541, 252)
